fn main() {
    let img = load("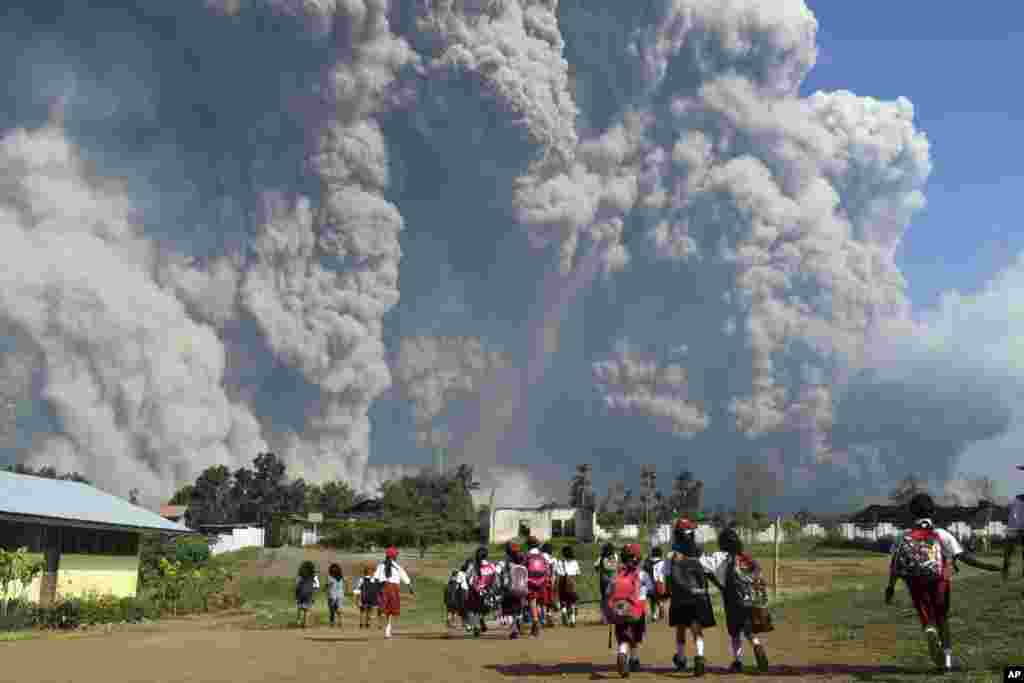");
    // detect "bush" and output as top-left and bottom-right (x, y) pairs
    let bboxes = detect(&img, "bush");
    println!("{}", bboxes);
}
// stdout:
(175, 540), (211, 566)
(0, 599), (36, 631)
